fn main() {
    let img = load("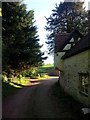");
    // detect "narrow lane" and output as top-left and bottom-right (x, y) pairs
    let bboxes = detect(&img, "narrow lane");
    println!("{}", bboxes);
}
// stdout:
(2, 77), (80, 119)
